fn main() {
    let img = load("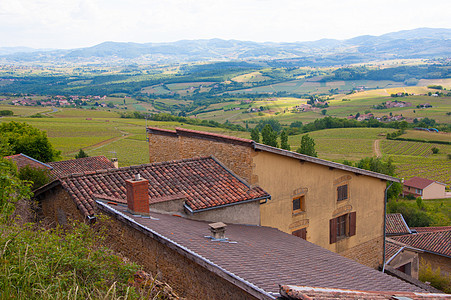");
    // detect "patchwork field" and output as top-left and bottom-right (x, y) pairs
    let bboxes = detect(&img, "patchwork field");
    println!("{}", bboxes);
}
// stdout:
(1, 105), (449, 186)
